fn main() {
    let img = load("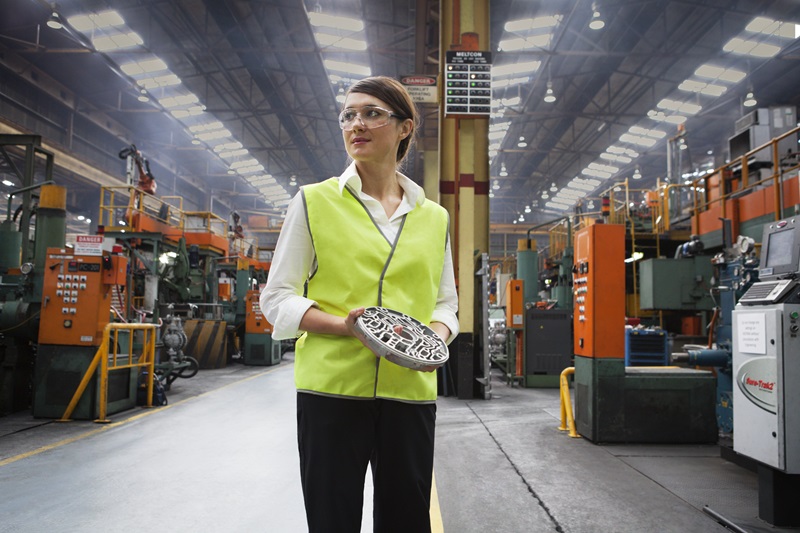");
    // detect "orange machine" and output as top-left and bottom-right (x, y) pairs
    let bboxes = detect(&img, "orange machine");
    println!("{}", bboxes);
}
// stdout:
(245, 290), (272, 335)
(39, 248), (128, 346)
(572, 224), (625, 358)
